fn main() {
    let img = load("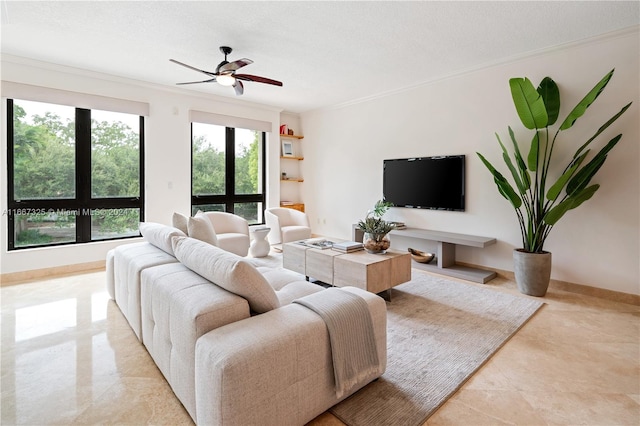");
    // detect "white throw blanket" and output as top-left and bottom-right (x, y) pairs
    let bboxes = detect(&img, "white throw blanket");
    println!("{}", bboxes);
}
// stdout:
(294, 288), (379, 398)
